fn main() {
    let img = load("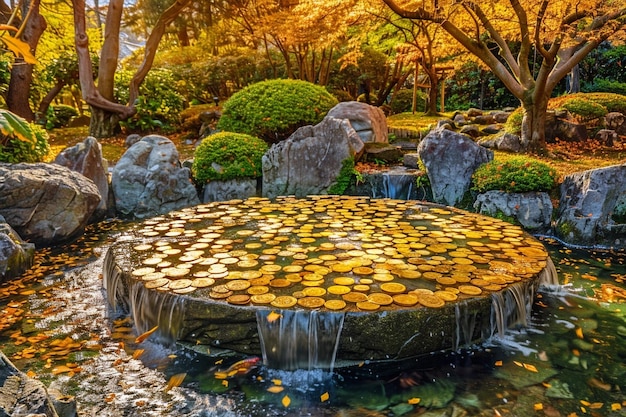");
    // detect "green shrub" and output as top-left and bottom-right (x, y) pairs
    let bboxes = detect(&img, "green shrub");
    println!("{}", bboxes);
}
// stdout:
(192, 131), (268, 184)
(356, 93), (378, 104)
(558, 97), (607, 121)
(390, 89), (426, 114)
(588, 79), (626, 96)
(504, 107), (524, 135)
(0, 110), (50, 163)
(217, 79), (338, 143)
(46, 104), (79, 129)
(115, 69), (185, 132)
(472, 157), (557, 193)
(549, 92), (626, 115)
